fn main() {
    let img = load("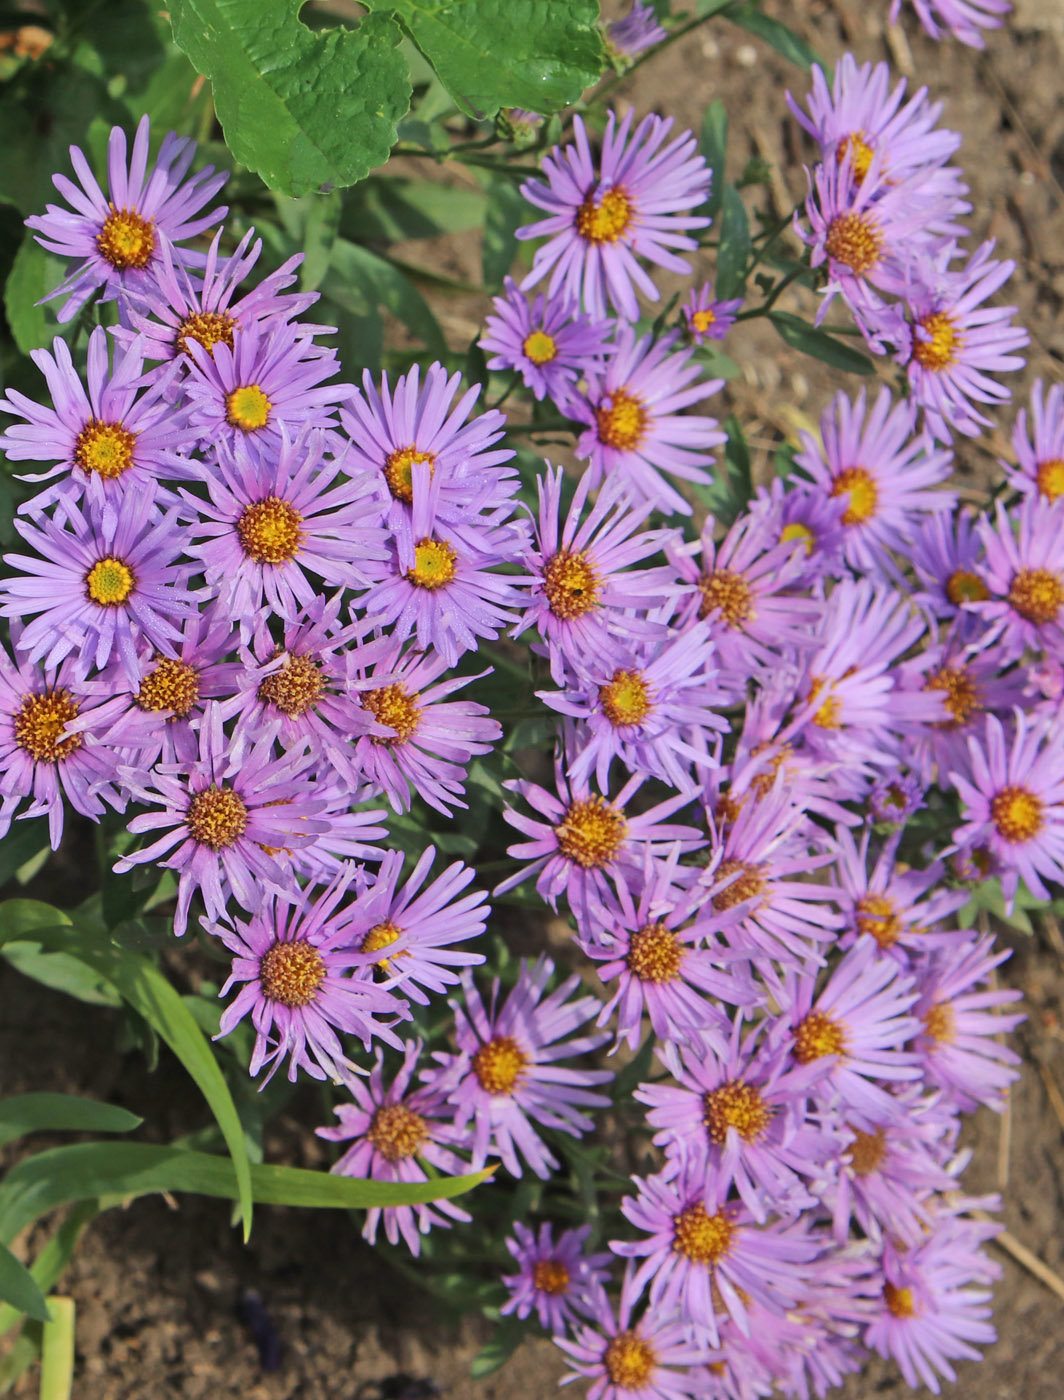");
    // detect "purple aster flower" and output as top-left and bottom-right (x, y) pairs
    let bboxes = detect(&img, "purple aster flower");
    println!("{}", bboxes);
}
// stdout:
(515, 465), (684, 685)
(912, 935), (1023, 1112)
(183, 427), (385, 624)
(613, 1164), (821, 1340)
(1006, 379), (1064, 503)
(348, 642), (501, 815)
(787, 54), (964, 190)
(25, 115), (228, 323)
(683, 282), (742, 344)
(890, 0), (1011, 48)
(338, 362), (518, 564)
(971, 494), (1064, 659)
(341, 845), (488, 1005)
(282, 780), (389, 888)
(637, 1018), (834, 1222)
(868, 772), (926, 825)
(317, 1039), (473, 1255)
(113, 704), (326, 935)
(0, 633), (128, 848)
(543, 619), (728, 793)
(950, 711), (1064, 904)
(793, 387), (954, 578)
(497, 764), (702, 926)
(120, 228), (322, 367)
(908, 506), (990, 635)
(0, 328), (197, 512)
(182, 320), (349, 459)
(501, 1222), (612, 1334)
(580, 848), (757, 1046)
(555, 1264), (708, 1400)
(358, 474), (527, 668)
(771, 936), (922, 1122)
(570, 325), (724, 516)
(865, 1215), (1002, 1392)
(667, 507), (821, 683)
(0, 495), (202, 684)
(518, 110), (711, 322)
(423, 956), (612, 1179)
(605, 2), (667, 65)
(209, 866), (408, 1085)
(895, 240), (1029, 441)
(751, 476), (848, 587)
(478, 278), (613, 406)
